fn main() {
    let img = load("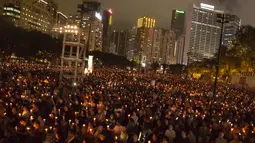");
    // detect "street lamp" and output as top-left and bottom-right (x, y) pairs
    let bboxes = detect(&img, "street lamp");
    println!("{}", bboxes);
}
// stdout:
(213, 13), (229, 97)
